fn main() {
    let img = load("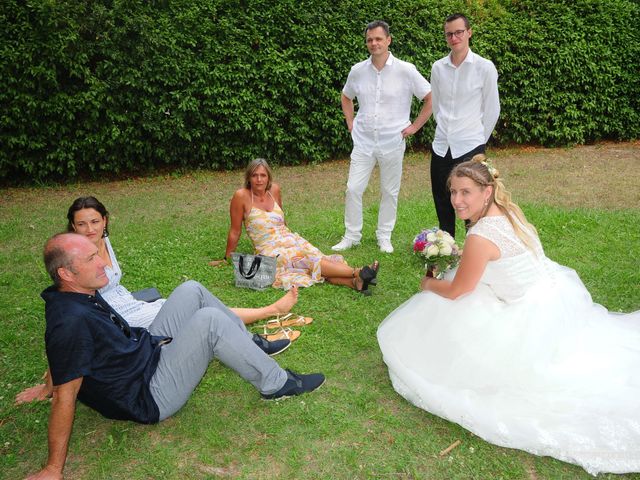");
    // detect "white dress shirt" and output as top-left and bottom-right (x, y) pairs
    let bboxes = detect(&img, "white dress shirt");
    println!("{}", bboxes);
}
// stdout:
(343, 52), (431, 156)
(431, 49), (500, 159)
